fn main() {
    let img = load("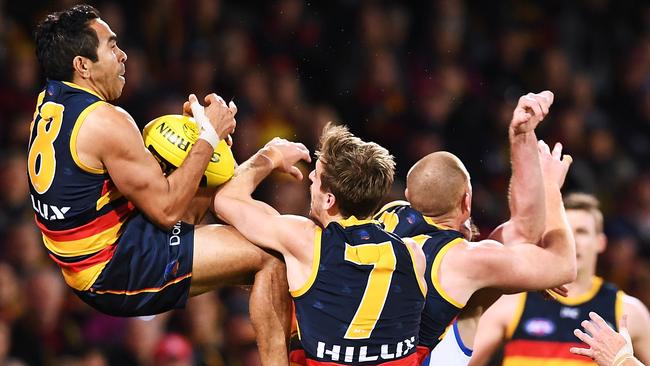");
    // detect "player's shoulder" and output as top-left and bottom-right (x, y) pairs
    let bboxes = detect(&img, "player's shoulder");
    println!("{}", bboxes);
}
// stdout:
(622, 293), (650, 319)
(84, 102), (139, 135)
(375, 200), (411, 216)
